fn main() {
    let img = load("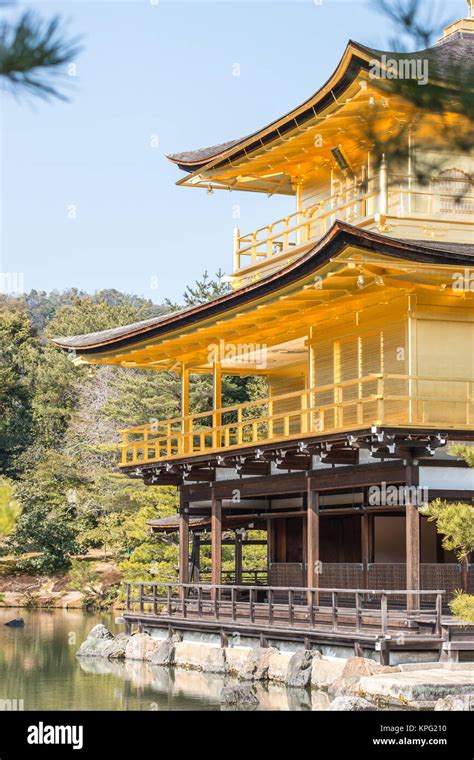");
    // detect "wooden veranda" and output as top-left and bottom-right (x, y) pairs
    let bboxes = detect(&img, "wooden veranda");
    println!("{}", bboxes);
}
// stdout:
(123, 581), (452, 664)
